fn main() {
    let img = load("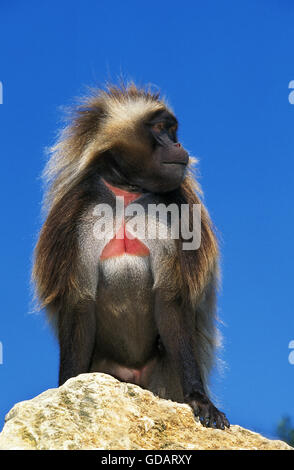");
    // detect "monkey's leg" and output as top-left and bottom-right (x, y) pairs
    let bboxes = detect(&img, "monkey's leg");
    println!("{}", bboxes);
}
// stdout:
(58, 300), (96, 386)
(154, 292), (230, 430)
